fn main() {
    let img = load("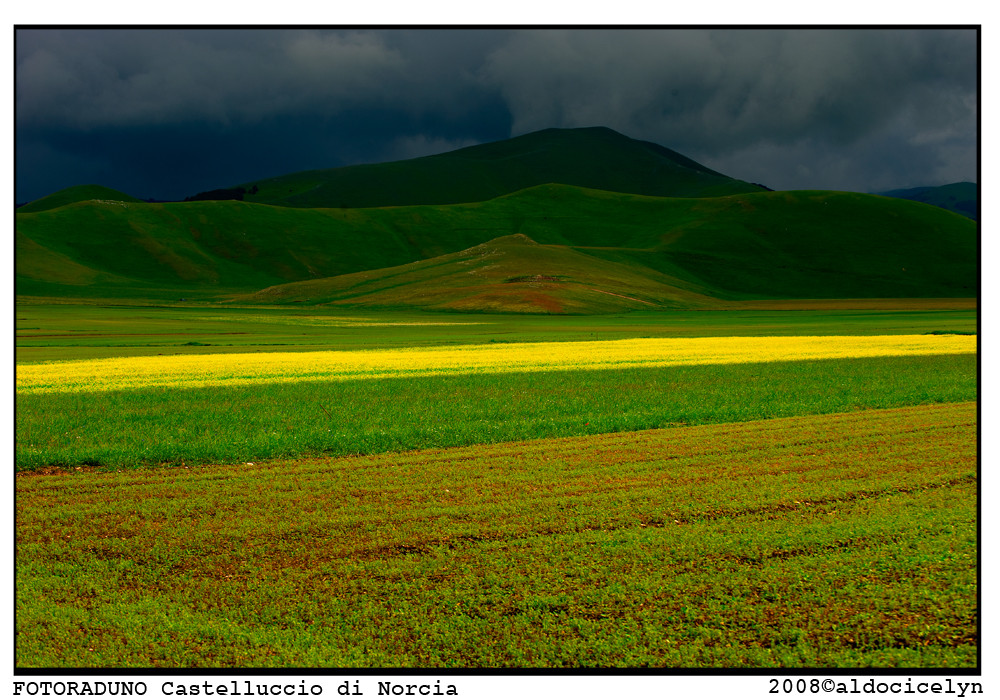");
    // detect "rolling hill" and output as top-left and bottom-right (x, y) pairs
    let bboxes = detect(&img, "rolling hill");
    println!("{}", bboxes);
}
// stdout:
(16, 184), (144, 214)
(240, 233), (719, 314)
(16, 184), (978, 310)
(231, 126), (766, 208)
(876, 182), (978, 221)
